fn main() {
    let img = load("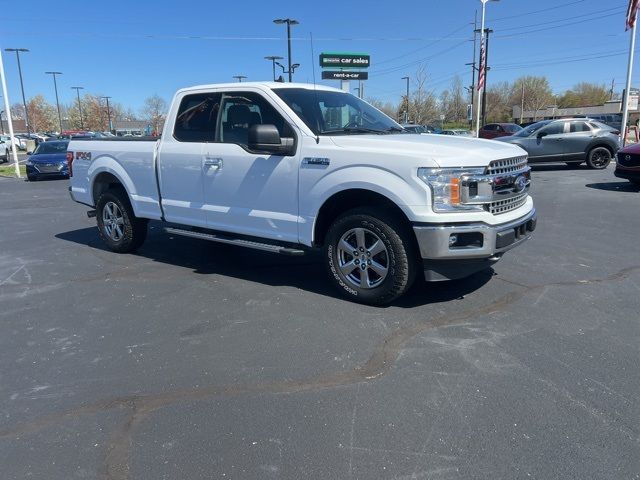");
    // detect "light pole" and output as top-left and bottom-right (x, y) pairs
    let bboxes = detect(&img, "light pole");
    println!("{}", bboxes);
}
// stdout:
(402, 76), (410, 123)
(233, 75), (247, 83)
(101, 96), (112, 133)
(5, 48), (30, 136)
(45, 71), (63, 133)
(475, 0), (499, 137)
(273, 18), (299, 82)
(264, 55), (284, 81)
(71, 86), (84, 130)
